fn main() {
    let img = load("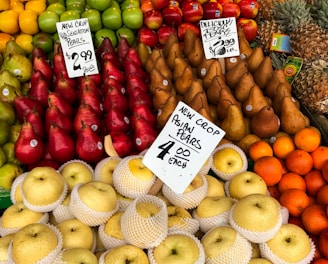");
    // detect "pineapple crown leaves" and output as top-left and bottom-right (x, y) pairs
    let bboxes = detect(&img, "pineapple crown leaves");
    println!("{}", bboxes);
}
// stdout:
(272, 0), (313, 33)
(310, 0), (328, 31)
